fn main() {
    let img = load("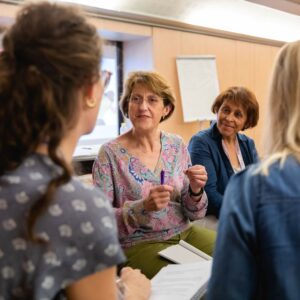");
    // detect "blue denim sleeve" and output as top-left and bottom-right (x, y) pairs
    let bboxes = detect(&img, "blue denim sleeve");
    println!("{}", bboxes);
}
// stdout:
(206, 168), (258, 300)
(188, 135), (223, 217)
